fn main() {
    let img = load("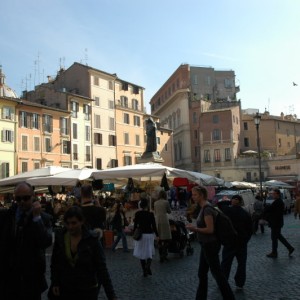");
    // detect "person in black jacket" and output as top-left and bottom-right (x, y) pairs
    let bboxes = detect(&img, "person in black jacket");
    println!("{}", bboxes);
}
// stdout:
(264, 189), (294, 258)
(0, 181), (52, 300)
(221, 195), (252, 290)
(133, 198), (159, 277)
(49, 206), (117, 300)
